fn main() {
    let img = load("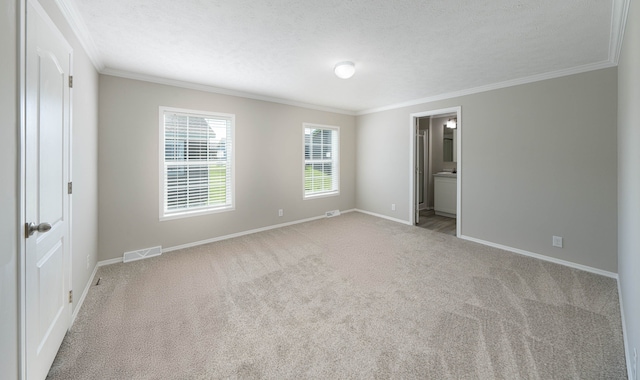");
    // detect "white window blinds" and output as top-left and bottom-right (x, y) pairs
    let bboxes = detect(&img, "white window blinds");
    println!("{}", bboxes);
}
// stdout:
(160, 107), (235, 220)
(303, 124), (339, 198)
